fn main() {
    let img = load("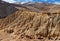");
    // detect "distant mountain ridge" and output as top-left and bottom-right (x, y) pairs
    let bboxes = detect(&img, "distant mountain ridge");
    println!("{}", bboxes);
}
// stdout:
(0, 1), (60, 18)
